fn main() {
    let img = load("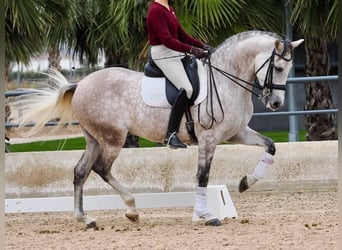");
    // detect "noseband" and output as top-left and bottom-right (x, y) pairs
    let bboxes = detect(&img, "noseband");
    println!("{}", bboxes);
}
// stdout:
(254, 40), (293, 94)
